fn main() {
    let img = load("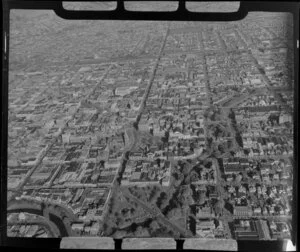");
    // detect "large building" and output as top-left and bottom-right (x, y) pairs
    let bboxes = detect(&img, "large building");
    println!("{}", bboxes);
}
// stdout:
(234, 219), (271, 240)
(234, 220), (259, 240)
(223, 157), (246, 174)
(233, 206), (253, 217)
(255, 220), (271, 240)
